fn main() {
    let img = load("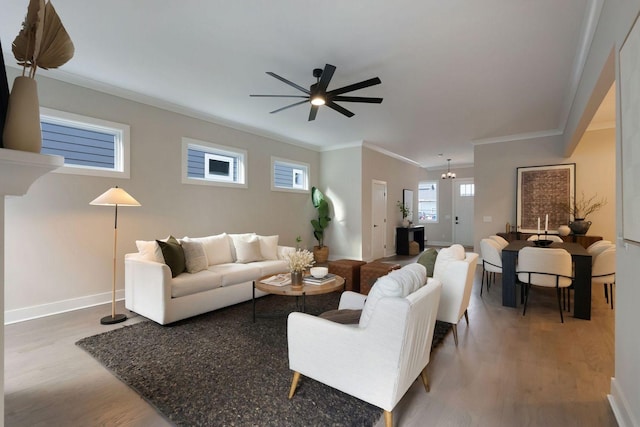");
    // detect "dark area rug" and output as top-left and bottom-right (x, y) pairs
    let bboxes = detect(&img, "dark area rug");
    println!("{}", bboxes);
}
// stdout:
(77, 292), (450, 427)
